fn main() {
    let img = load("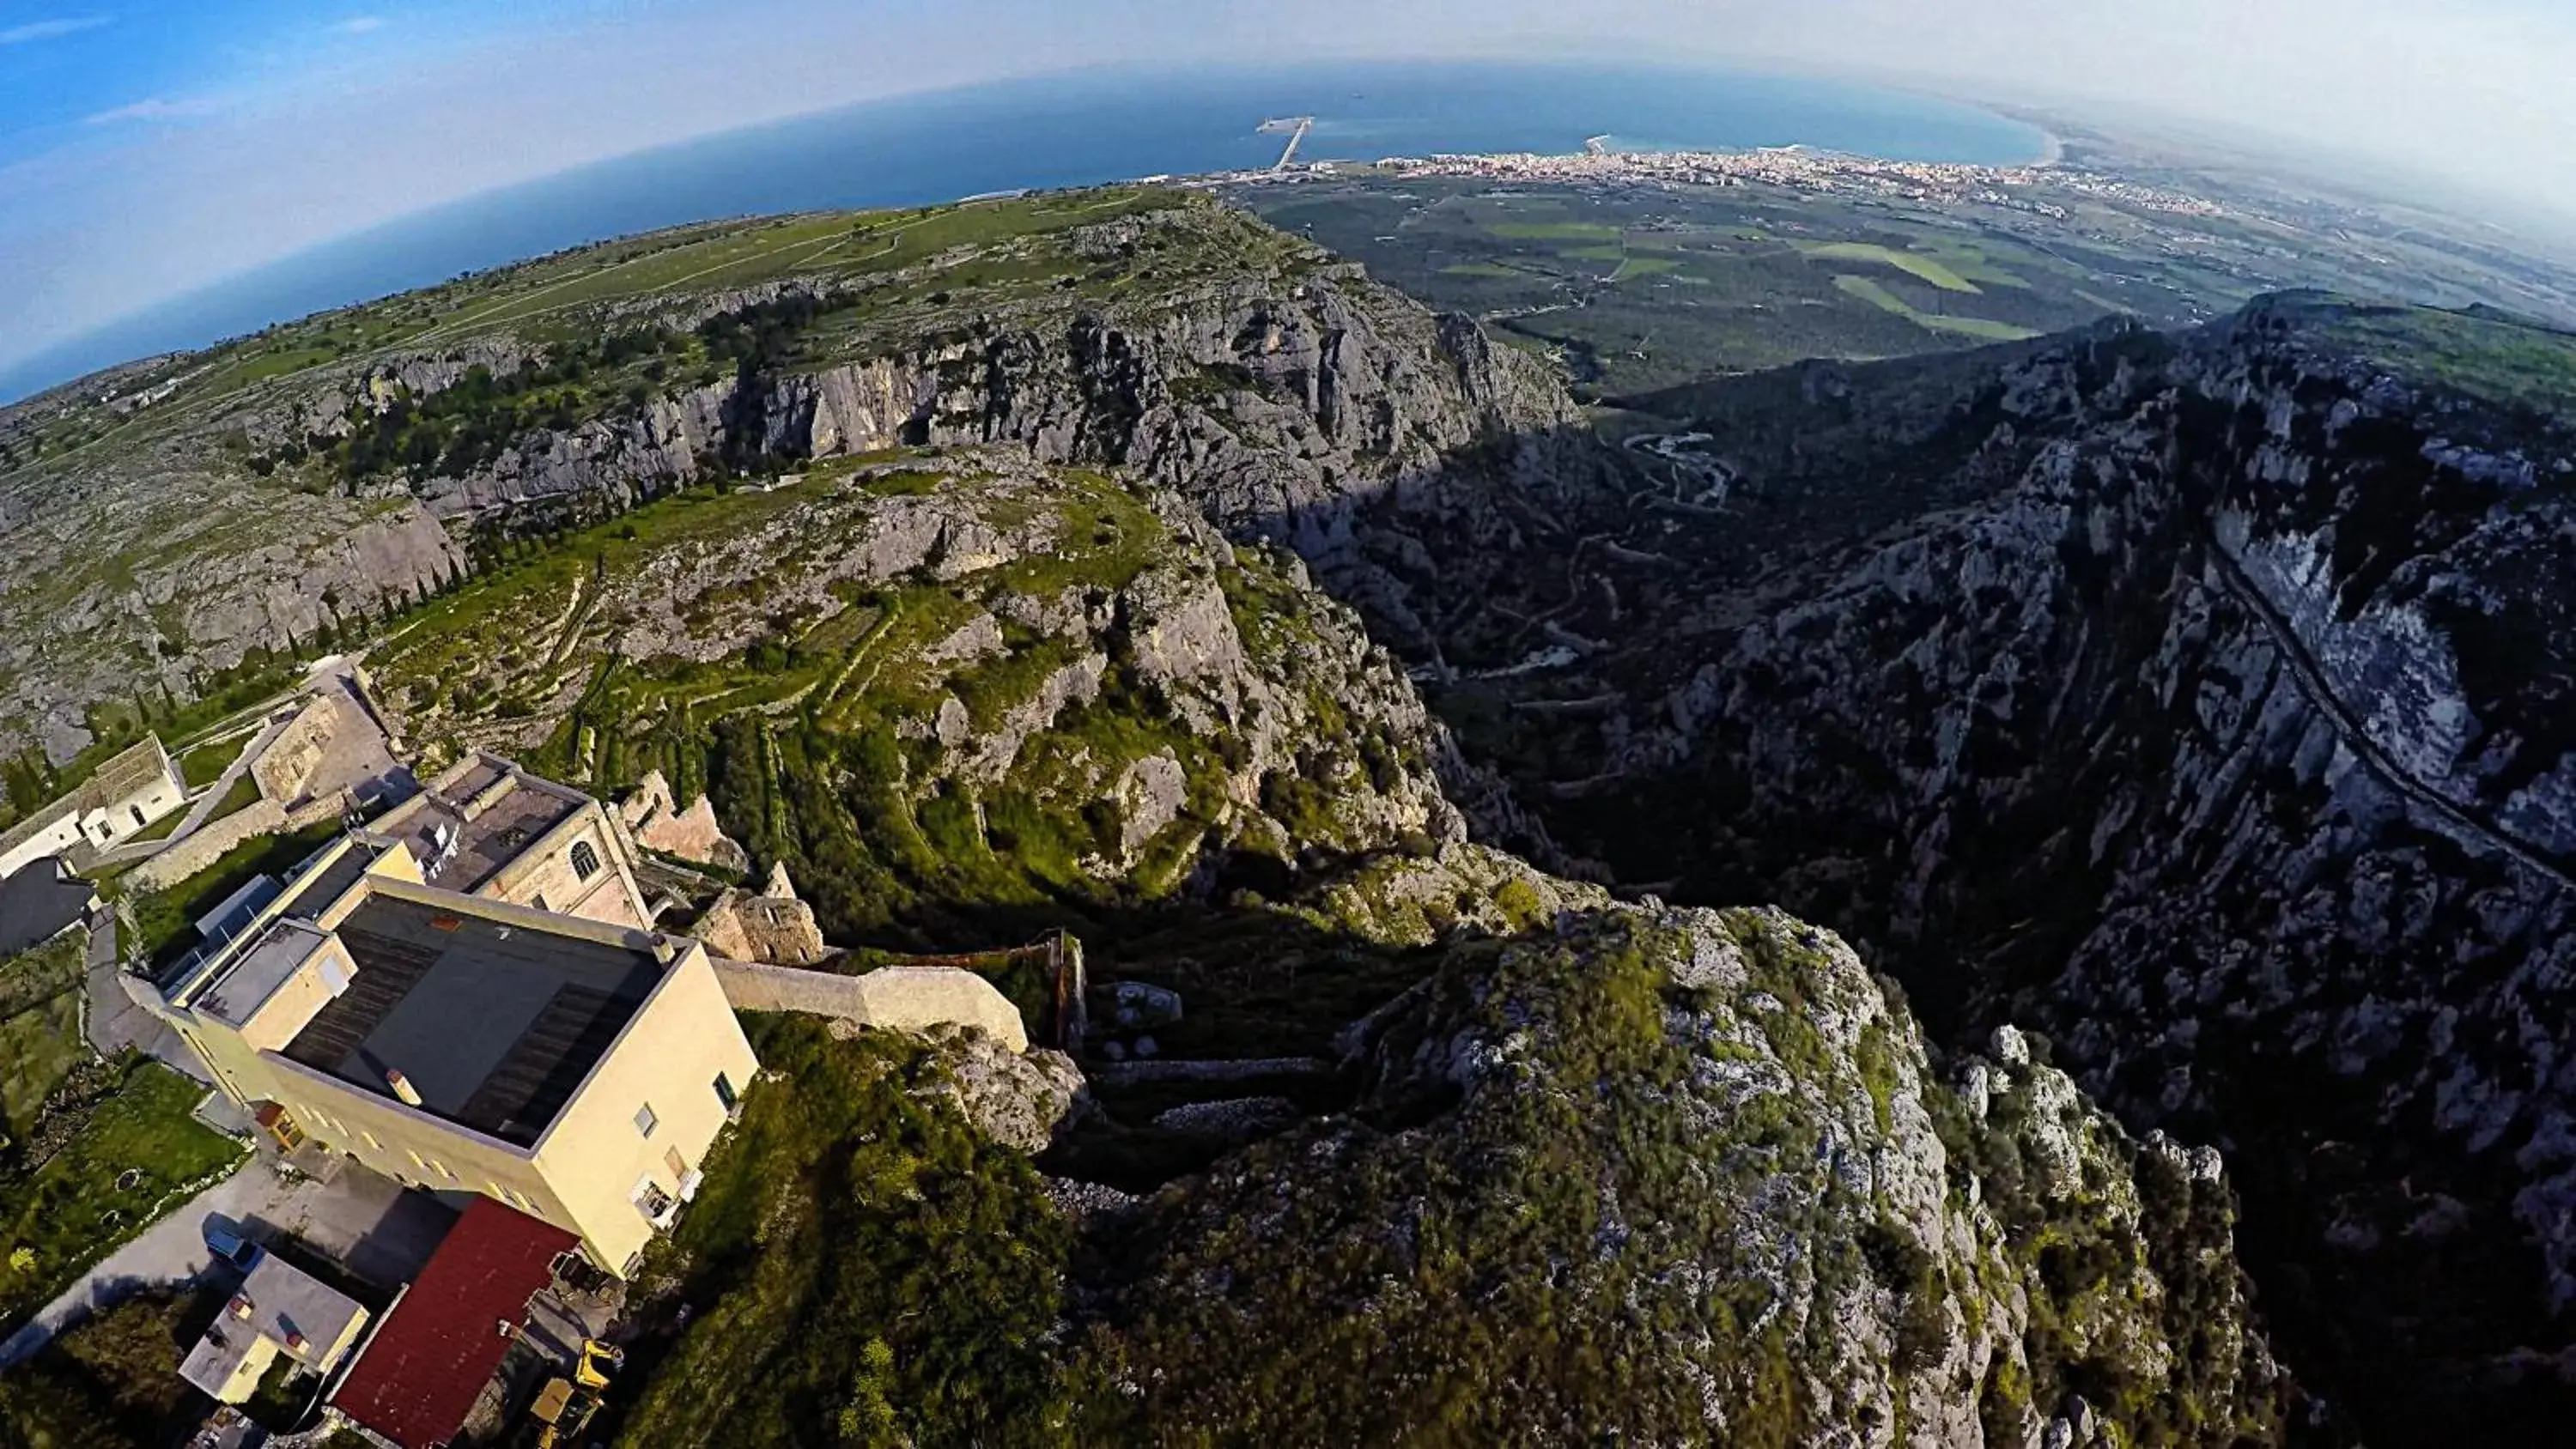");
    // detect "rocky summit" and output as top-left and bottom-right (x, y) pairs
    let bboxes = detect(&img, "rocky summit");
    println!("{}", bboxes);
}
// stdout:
(6, 182), (2575, 1446)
